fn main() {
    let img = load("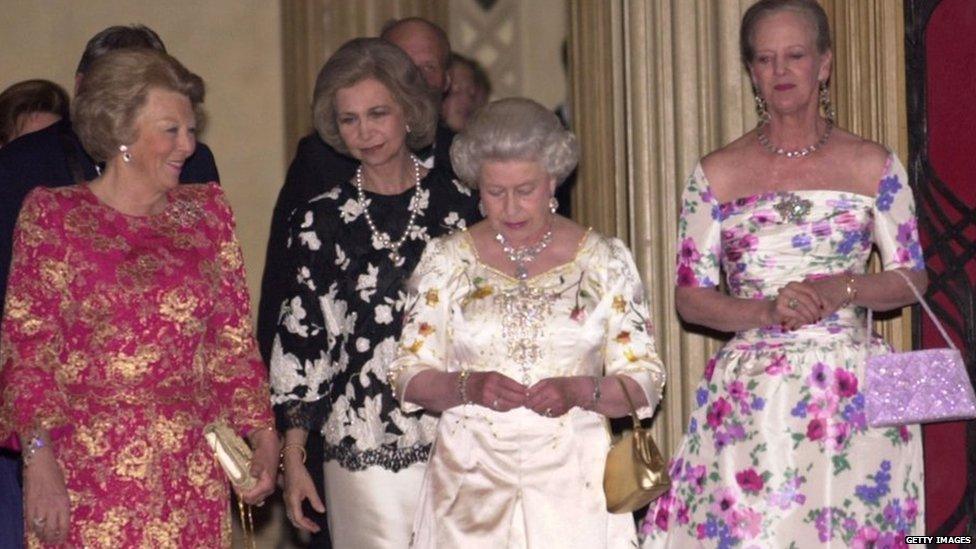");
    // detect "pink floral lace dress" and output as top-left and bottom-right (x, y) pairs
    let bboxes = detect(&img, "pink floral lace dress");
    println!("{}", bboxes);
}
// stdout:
(0, 183), (273, 548)
(640, 155), (925, 548)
